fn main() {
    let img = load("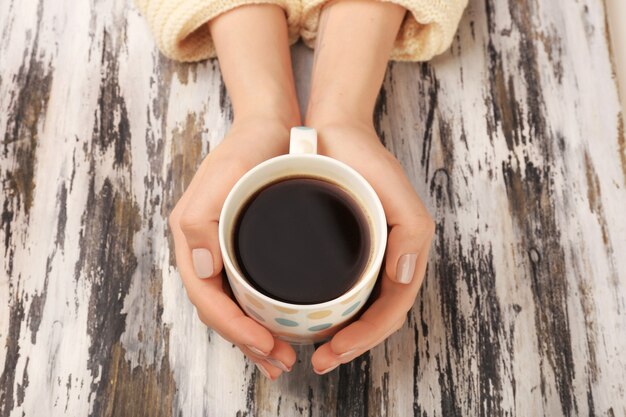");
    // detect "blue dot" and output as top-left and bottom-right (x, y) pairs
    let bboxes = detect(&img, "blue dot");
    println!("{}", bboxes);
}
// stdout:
(308, 323), (332, 332)
(275, 318), (299, 327)
(341, 301), (361, 316)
